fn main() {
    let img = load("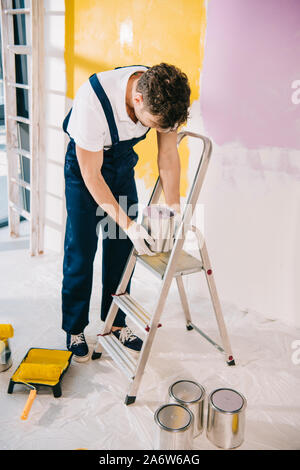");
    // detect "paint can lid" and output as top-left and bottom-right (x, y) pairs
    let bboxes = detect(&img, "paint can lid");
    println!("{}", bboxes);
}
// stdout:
(154, 403), (193, 432)
(210, 388), (246, 413)
(169, 380), (205, 404)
